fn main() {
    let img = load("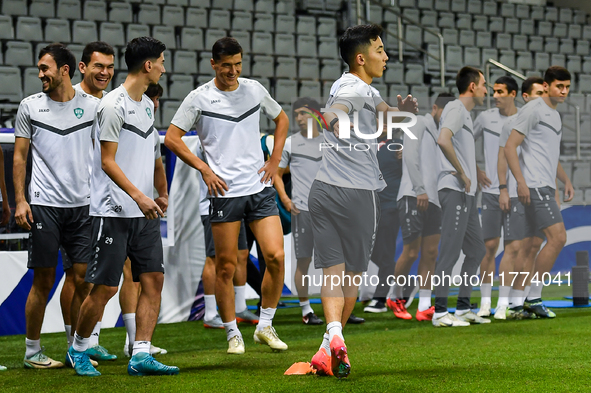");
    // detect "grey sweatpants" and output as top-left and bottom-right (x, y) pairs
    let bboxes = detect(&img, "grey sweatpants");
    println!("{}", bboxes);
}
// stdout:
(434, 189), (486, 313)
